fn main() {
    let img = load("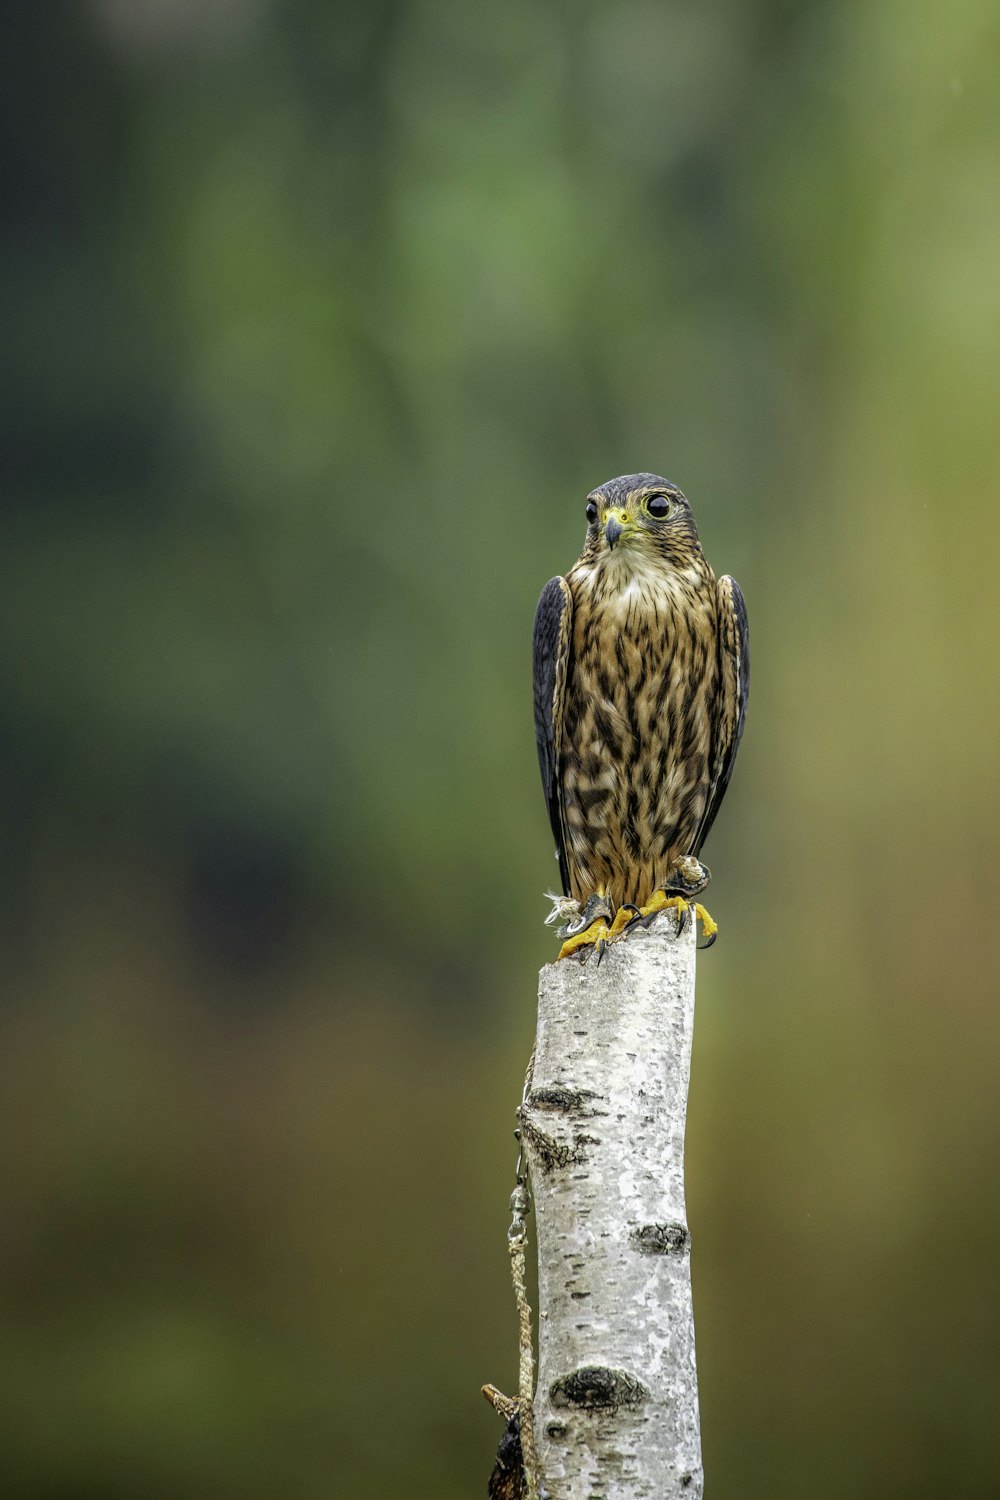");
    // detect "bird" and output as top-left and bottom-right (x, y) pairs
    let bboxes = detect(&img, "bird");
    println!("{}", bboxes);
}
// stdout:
(532, 472), (748, 961)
